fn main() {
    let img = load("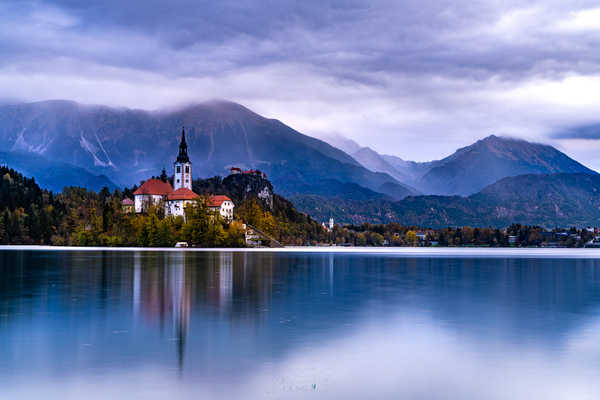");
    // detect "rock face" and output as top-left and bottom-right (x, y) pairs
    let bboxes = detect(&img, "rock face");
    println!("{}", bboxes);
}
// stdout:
(0, 99), (413, 200)
(223, 173), (274, 210)
(192, 173), (275, 210)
